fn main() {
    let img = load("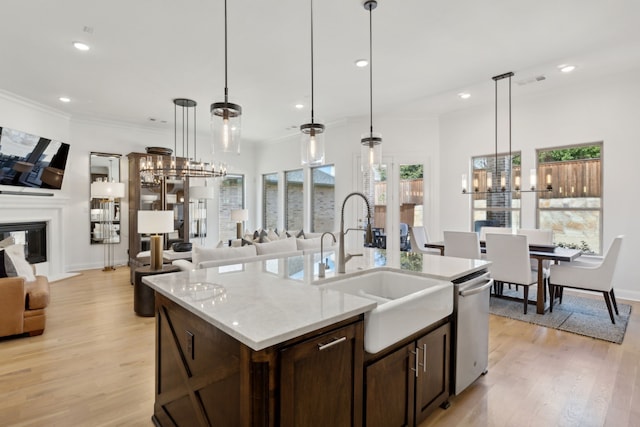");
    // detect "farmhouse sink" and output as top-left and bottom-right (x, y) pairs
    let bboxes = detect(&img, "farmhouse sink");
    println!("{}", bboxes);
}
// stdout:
(320, 270), (453, 354)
